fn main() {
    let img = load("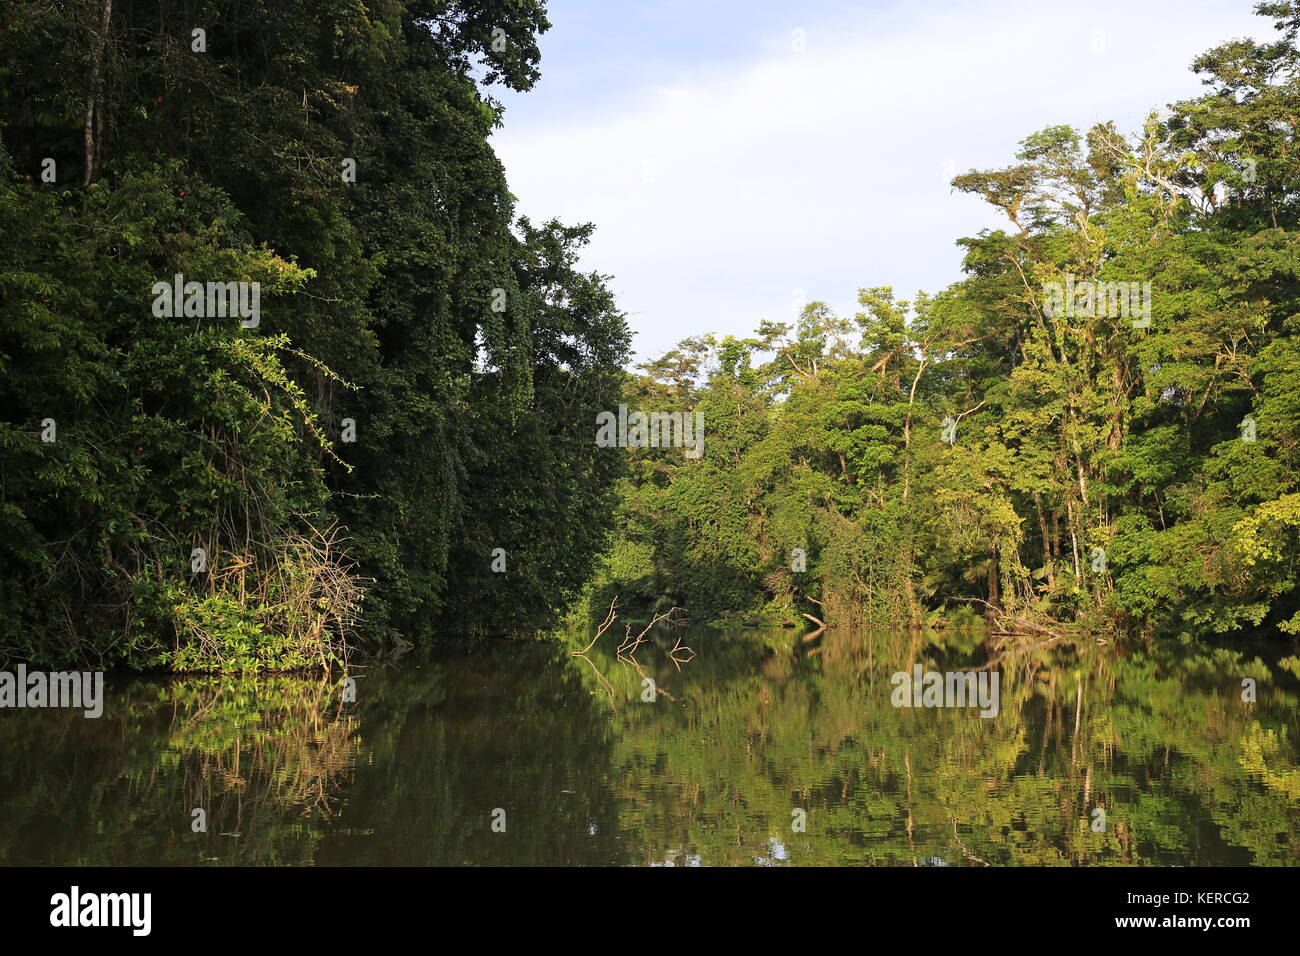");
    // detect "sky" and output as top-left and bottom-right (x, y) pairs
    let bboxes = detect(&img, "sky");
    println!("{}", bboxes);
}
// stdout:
(490, 0), (1272, 366)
